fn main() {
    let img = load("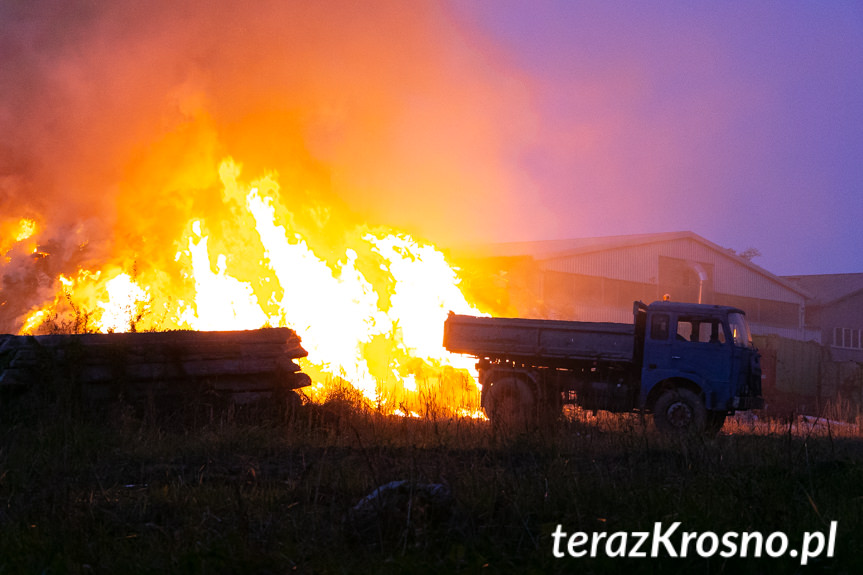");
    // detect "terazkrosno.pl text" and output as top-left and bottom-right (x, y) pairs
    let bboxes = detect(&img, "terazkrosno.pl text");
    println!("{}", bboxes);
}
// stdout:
(551, 521), (837, 565)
